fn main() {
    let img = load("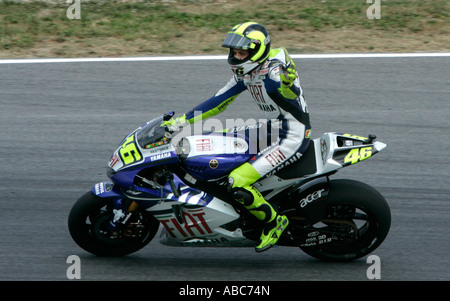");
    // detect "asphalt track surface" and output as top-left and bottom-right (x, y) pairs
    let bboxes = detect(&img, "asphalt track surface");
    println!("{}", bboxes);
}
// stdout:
(0, 55), (449, 282)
